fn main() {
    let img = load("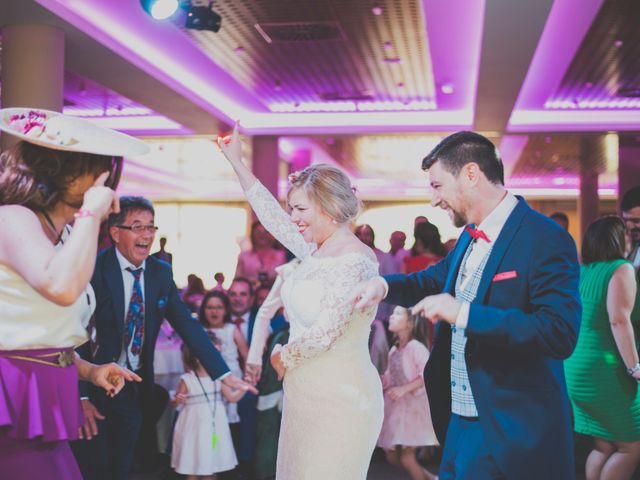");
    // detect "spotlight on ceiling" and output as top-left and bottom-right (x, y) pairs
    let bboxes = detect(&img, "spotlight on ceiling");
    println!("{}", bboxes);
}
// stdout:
(185, 1), (222, 32)
(140, 0), (179, 20)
